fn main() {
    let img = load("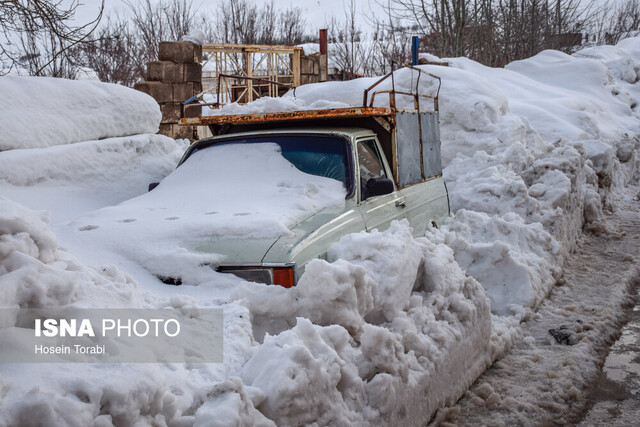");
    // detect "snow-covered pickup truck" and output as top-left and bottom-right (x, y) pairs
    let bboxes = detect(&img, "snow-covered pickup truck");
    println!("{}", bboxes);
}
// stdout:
(176, 69), (450, 287)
